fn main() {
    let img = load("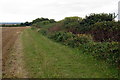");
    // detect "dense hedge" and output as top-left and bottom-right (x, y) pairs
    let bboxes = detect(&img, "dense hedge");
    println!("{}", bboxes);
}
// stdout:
(42, 31), (119, 67)
(91, 21), (120, 42)
(49, 31), (93, 47)
(80, 42), (119, 66)
(2, 24), (24, 27)
(61, 18), (120, 42)
(80, 13), (114, 26)
(31, 14), (120, 42)
(31, 13), (119, 68)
